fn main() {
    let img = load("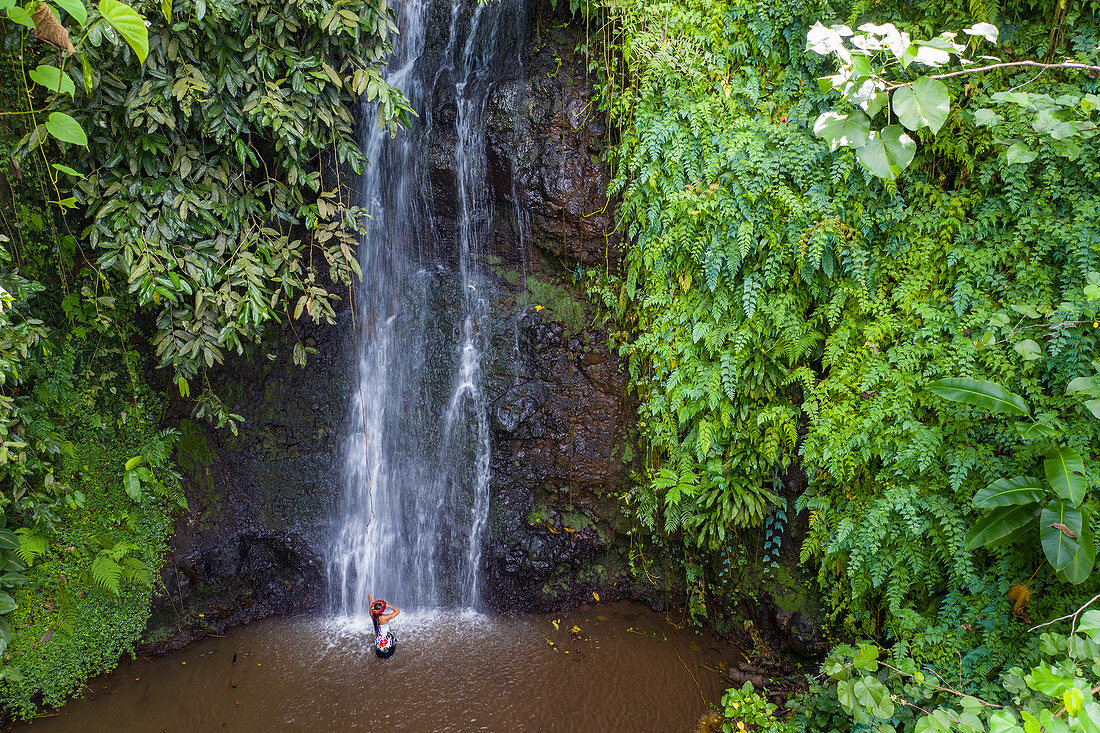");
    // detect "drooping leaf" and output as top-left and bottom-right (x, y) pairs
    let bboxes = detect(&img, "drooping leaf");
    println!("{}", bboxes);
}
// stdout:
(1017, 421), (1060, 440)
(1060, 522), (1095, 584)
(965, 503), (1041, 549)
(98, 0), (149, 63)
(855, 126), (915, 180)
(53, 0), (87, 24)
(0, 530), (19, 551)
(80, 52), (93, 93)
(122, 471), (142, 502)
(1040, 501), (1083, 570)
(28, 64), (76, 97)
(1006, 142), (1037, 165)
(852, 643), (879, 671)
(0, 591), (17, 614)
(892, 77), (950, 133)
(1013, 338), (1042, 361)
(45, 112), (88, 146)
(813, 110), (871, 151)
(1079, 610), (1100, 641)
(51, 163), (84, 178)
(6, 5), (35, 26)
(974, 108), (1004, 127)
(926, 378), (1030, 416)
(1045, 448), (1086, 504)
(974, 477), (1046, 508)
